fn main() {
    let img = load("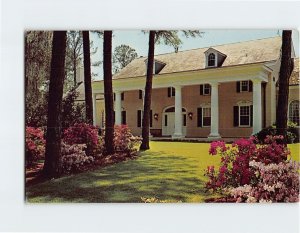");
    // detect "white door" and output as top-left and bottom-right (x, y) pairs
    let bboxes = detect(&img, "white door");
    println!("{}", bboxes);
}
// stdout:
(162, 112), (186, 136)
(162, 112), (175, 136)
